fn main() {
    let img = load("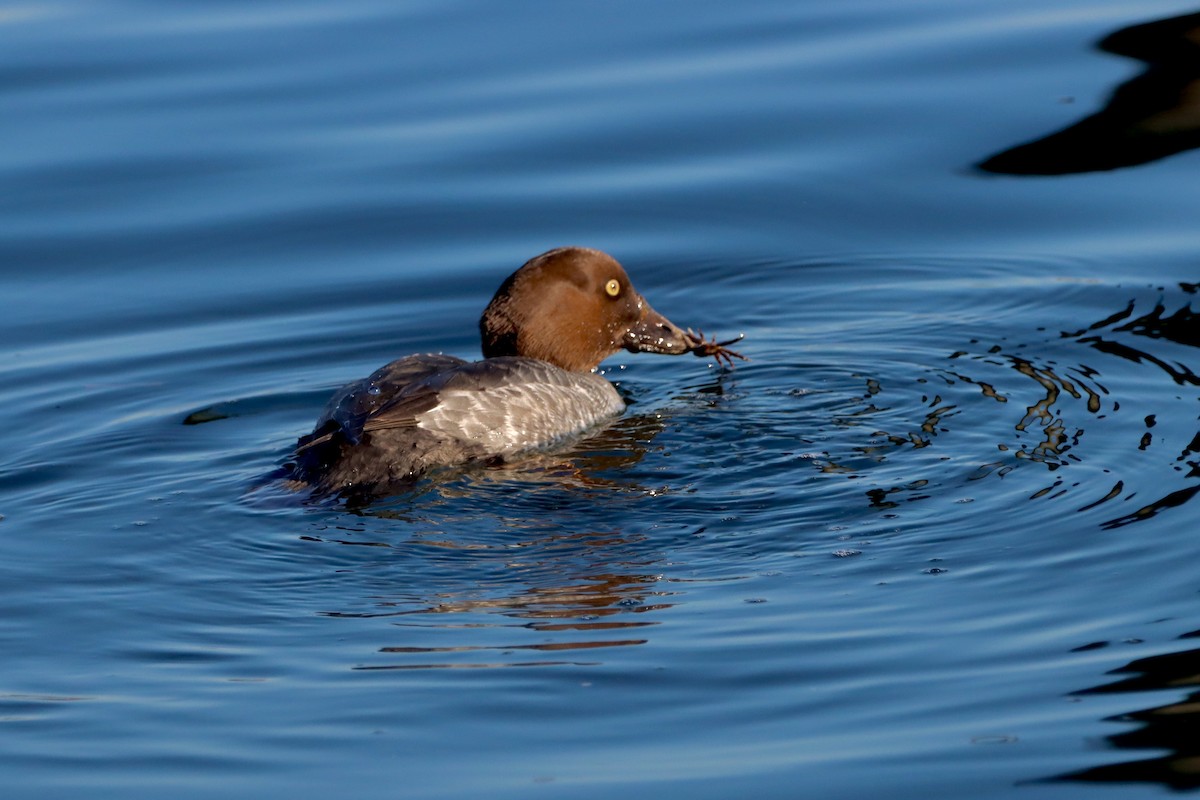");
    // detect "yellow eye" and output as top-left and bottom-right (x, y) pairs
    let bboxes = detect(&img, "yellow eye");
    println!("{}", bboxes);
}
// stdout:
(605, 279), (621, 297)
